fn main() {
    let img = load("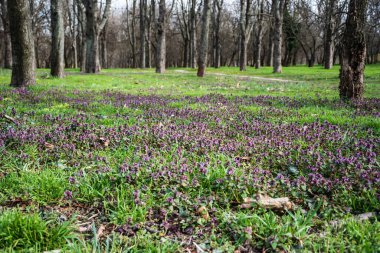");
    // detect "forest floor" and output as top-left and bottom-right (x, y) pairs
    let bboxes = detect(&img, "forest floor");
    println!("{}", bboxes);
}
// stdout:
(0, 65), (379, 252)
